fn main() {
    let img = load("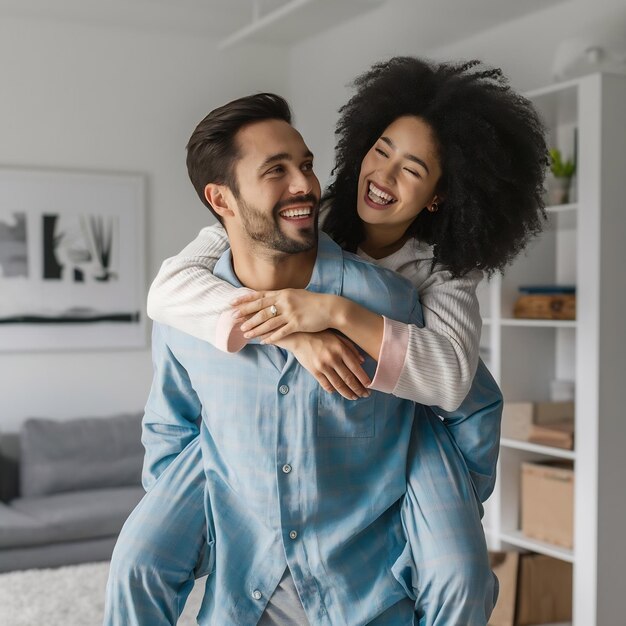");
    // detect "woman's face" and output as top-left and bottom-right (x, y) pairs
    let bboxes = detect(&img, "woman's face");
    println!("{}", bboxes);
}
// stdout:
(357, 115), (442, 236)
